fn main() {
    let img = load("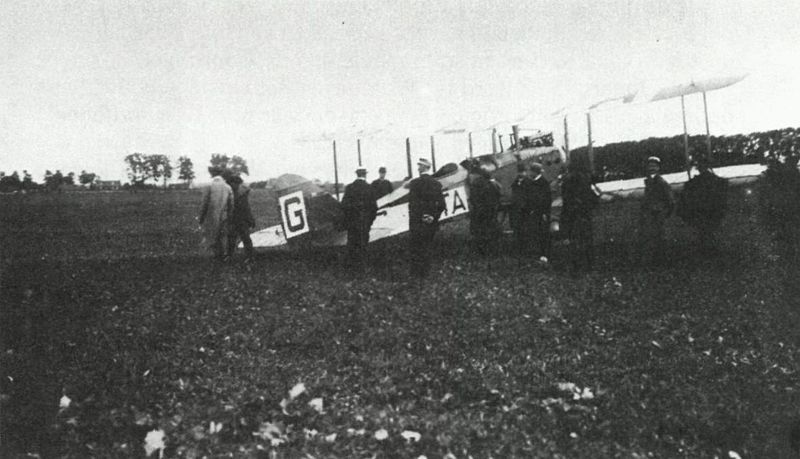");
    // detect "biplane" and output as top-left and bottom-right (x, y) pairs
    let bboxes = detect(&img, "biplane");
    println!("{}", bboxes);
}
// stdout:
(249, 74), (766, 250)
